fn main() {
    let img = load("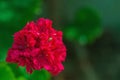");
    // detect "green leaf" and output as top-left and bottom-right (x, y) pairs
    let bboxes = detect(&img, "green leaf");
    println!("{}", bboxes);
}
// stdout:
(18, 66), (30, 79)
(17, 76), (26, 80)
(29, 69), (51, 80)
(0, 62), (16, 80)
